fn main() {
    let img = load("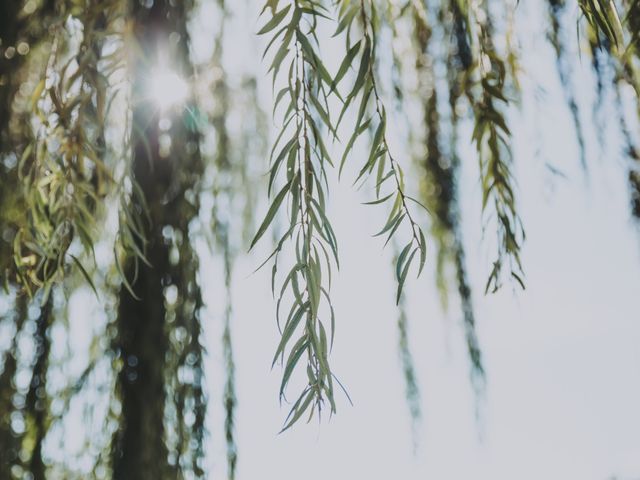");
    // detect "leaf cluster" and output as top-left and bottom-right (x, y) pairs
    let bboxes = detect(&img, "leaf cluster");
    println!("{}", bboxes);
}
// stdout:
(256, 0), (344, 430)
(255, 0), (429, 429)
